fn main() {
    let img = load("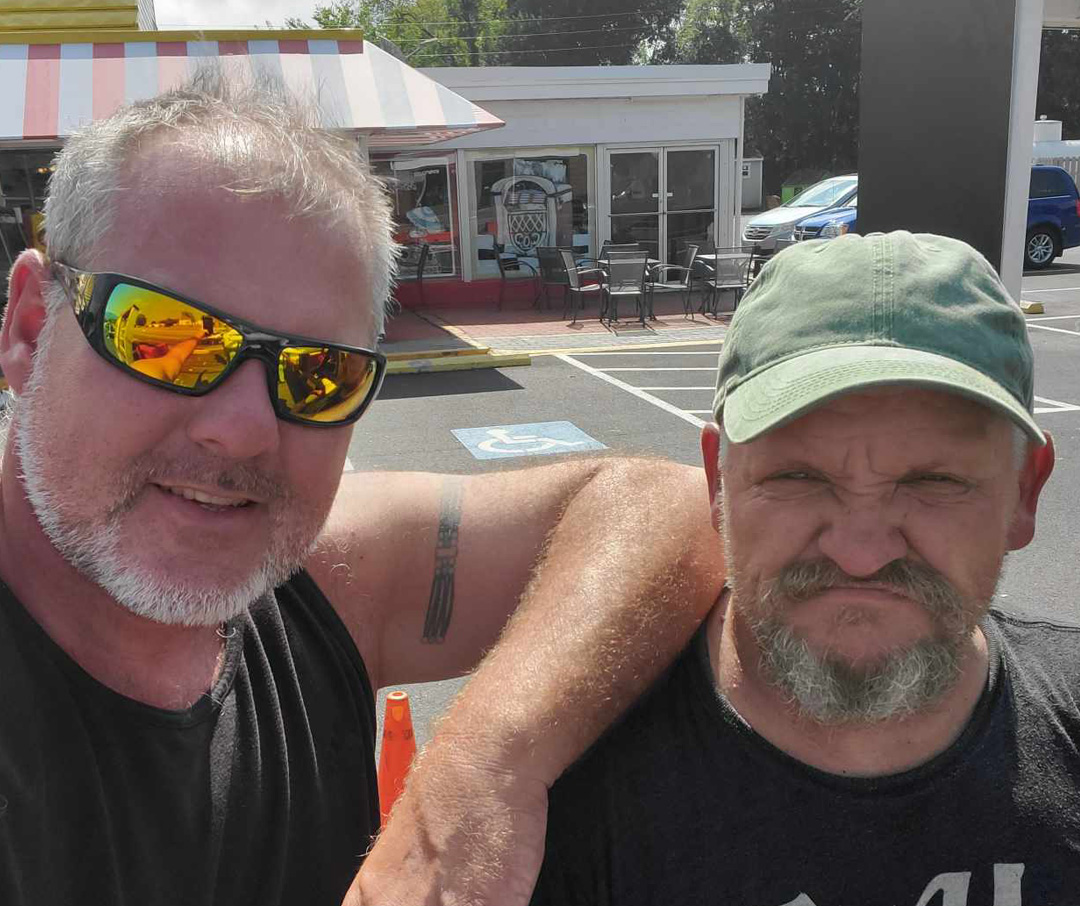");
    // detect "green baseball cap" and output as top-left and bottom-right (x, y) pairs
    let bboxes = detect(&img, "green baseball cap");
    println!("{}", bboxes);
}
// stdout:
(713, 230), (1045, 445)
